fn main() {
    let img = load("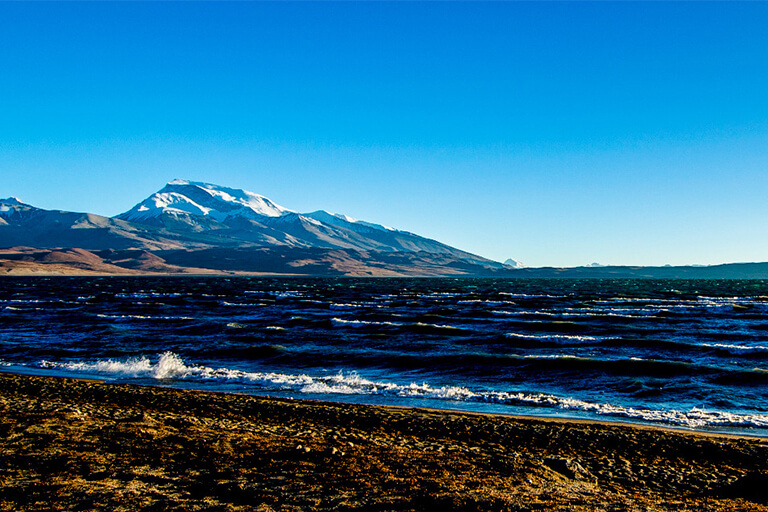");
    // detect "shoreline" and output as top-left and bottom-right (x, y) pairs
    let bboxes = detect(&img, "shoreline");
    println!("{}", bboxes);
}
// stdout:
(4, 251), (768, 279)
(386, 403), (768, 441)
(4, 367), (766, 440)
(2, 372), (767, 511)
